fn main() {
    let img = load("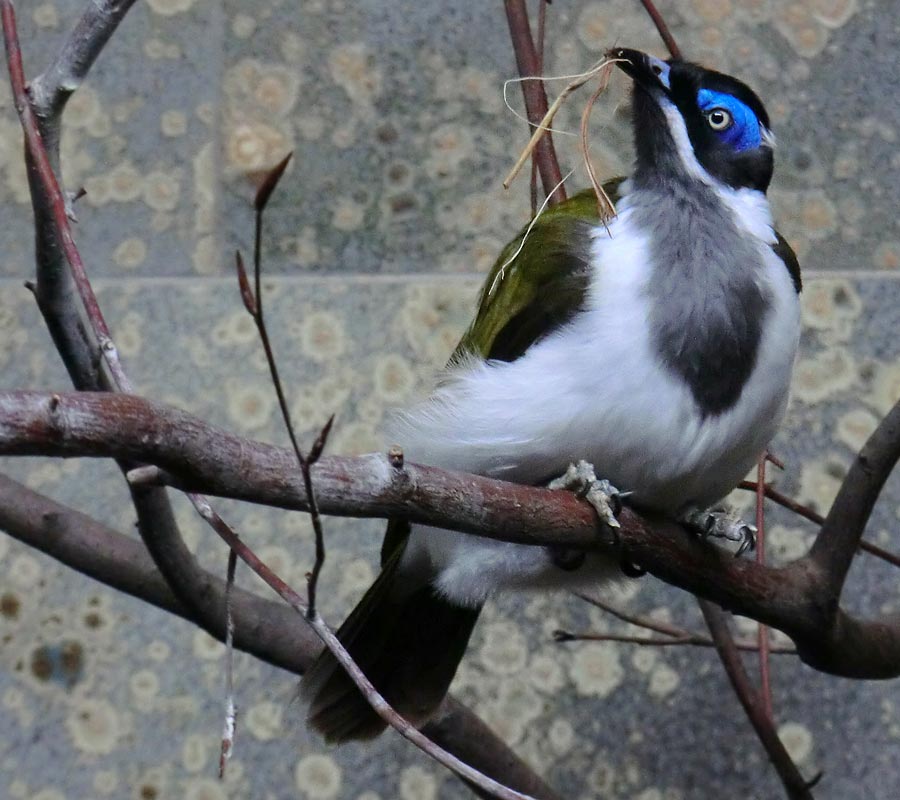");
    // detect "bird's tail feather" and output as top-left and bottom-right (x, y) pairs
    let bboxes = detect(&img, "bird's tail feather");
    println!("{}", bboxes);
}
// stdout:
(302, 547), (481, 743)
